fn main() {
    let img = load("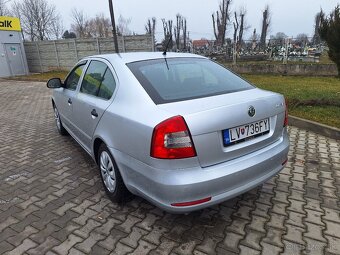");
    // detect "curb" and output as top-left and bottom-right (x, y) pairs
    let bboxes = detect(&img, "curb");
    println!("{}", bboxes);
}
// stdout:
(289, 115), (340, 140)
